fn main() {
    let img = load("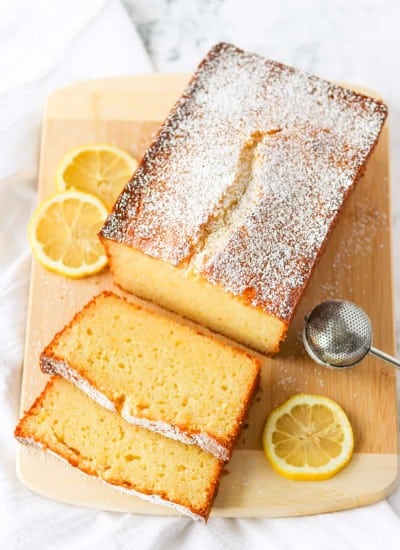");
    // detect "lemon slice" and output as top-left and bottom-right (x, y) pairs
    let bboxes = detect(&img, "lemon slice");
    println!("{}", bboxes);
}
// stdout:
(29, 191), (108, 278)
(262, 394), (354, 481)
(56, 144), (138, 210)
